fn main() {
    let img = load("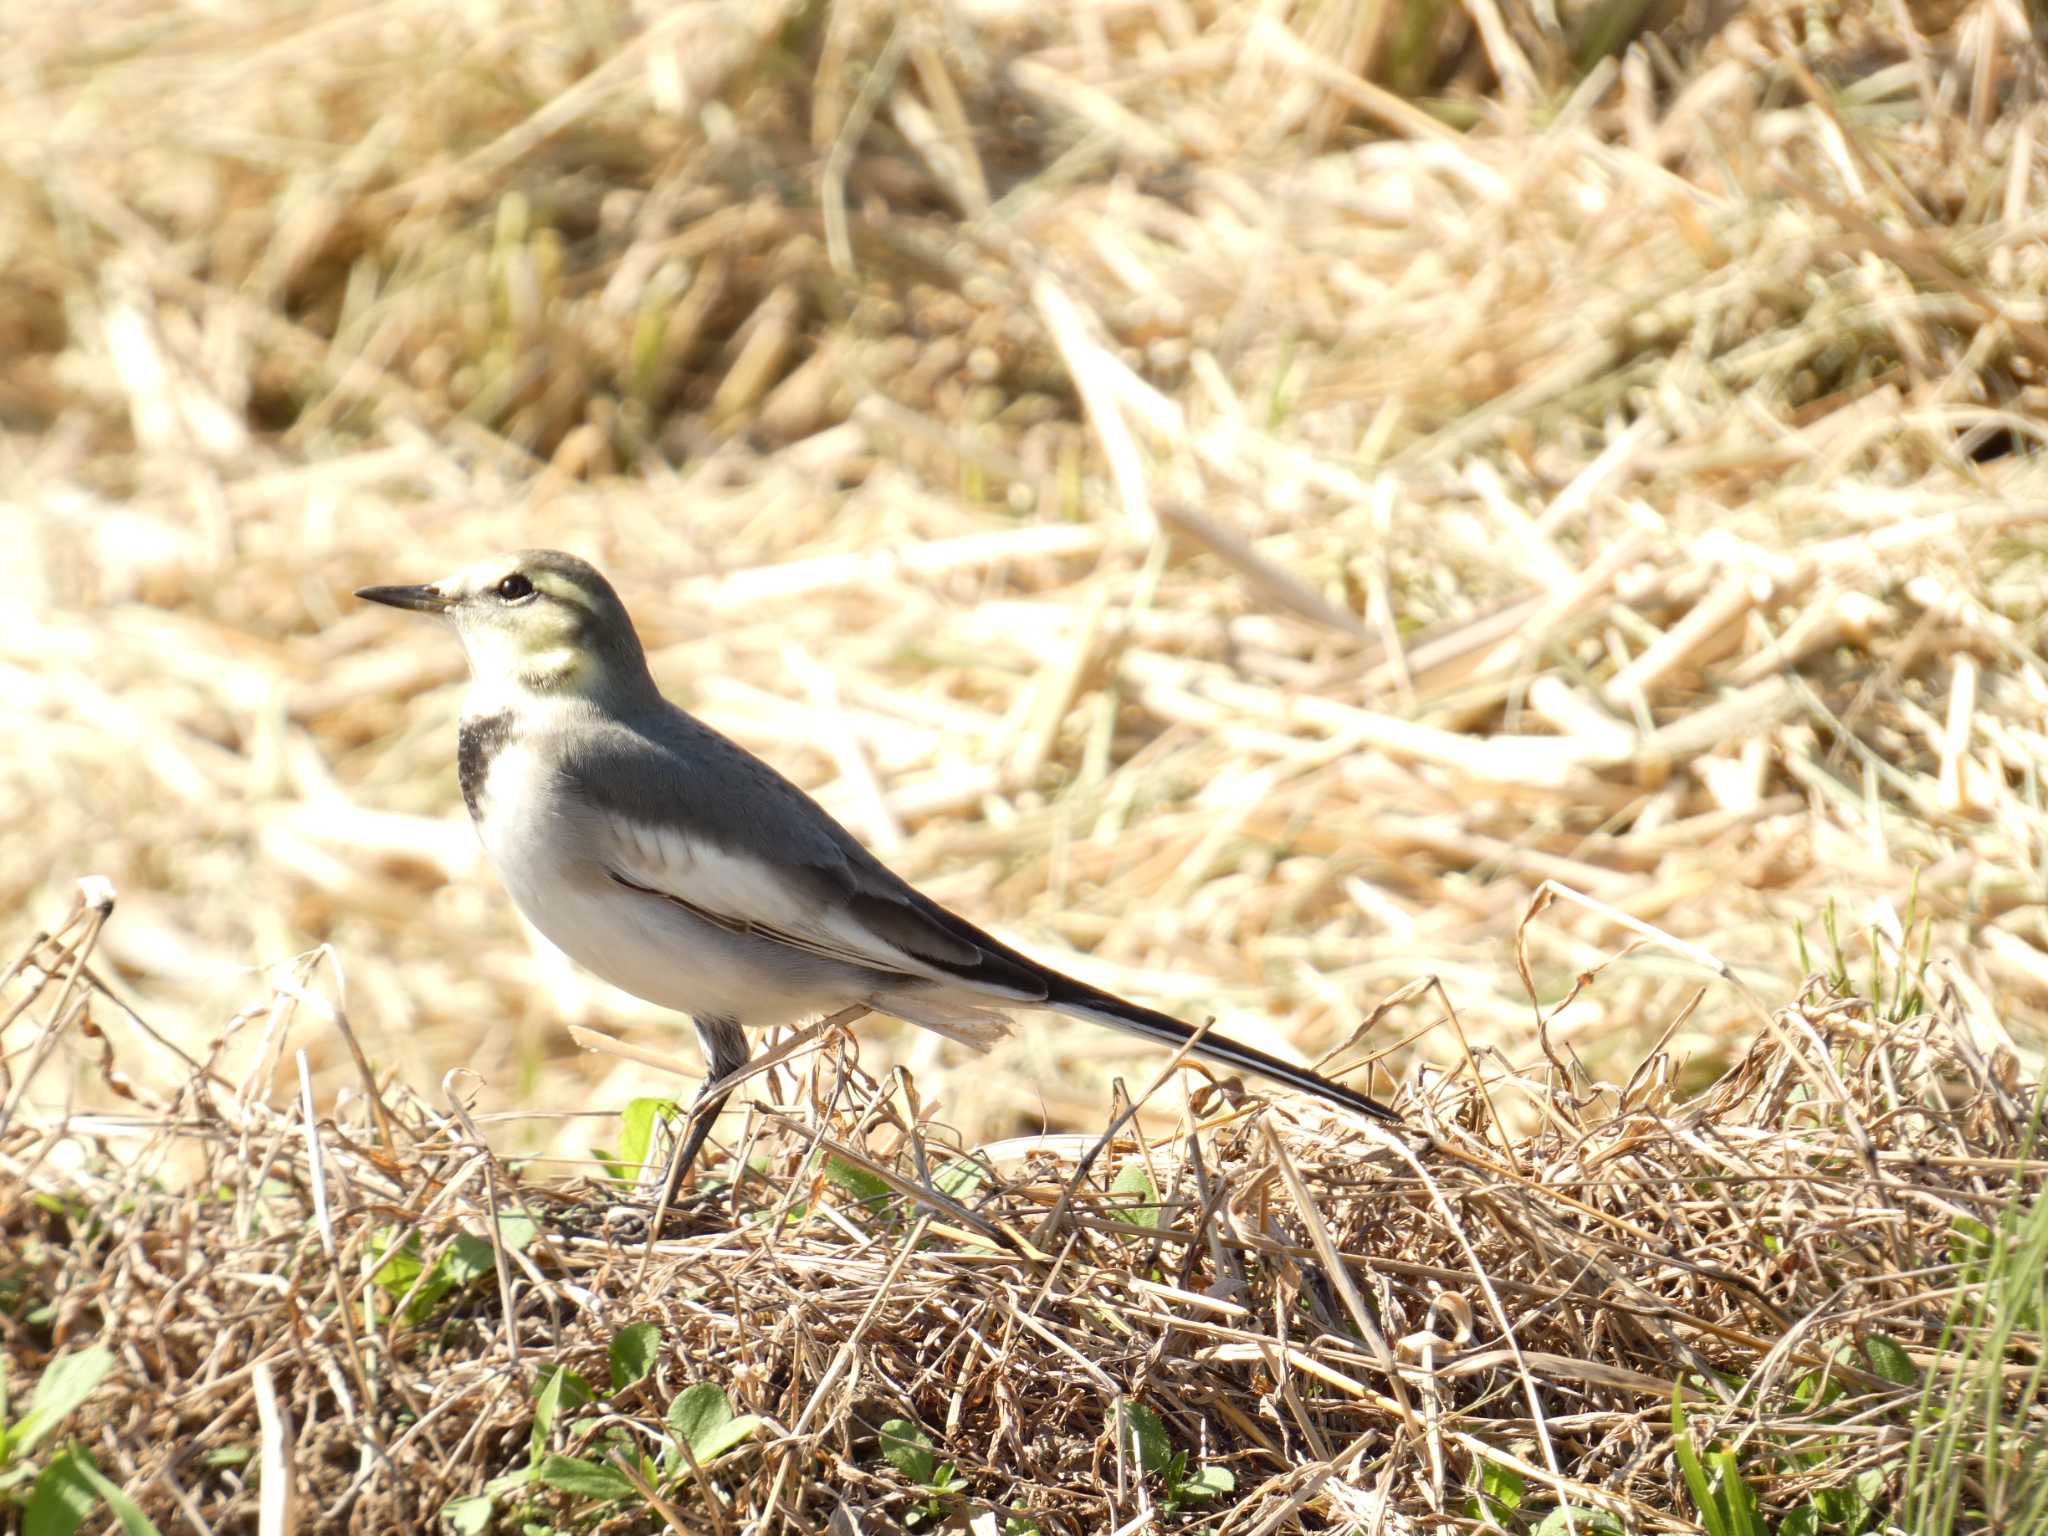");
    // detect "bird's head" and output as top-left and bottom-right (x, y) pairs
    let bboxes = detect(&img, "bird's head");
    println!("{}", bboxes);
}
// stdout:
(356, 549), (653, 707)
